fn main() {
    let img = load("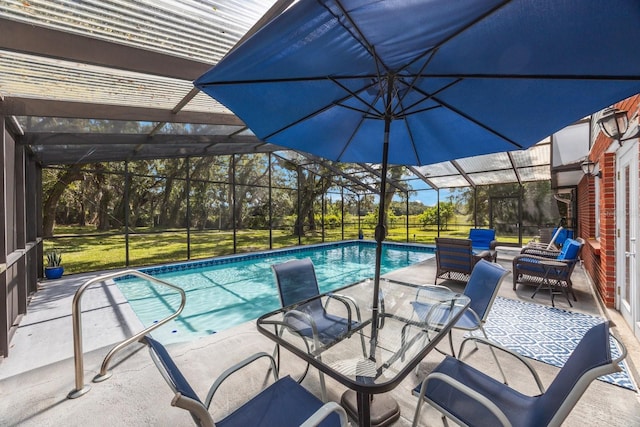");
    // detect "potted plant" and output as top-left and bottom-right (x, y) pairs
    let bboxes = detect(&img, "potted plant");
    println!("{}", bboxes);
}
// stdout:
(45, 250), (64, 280)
